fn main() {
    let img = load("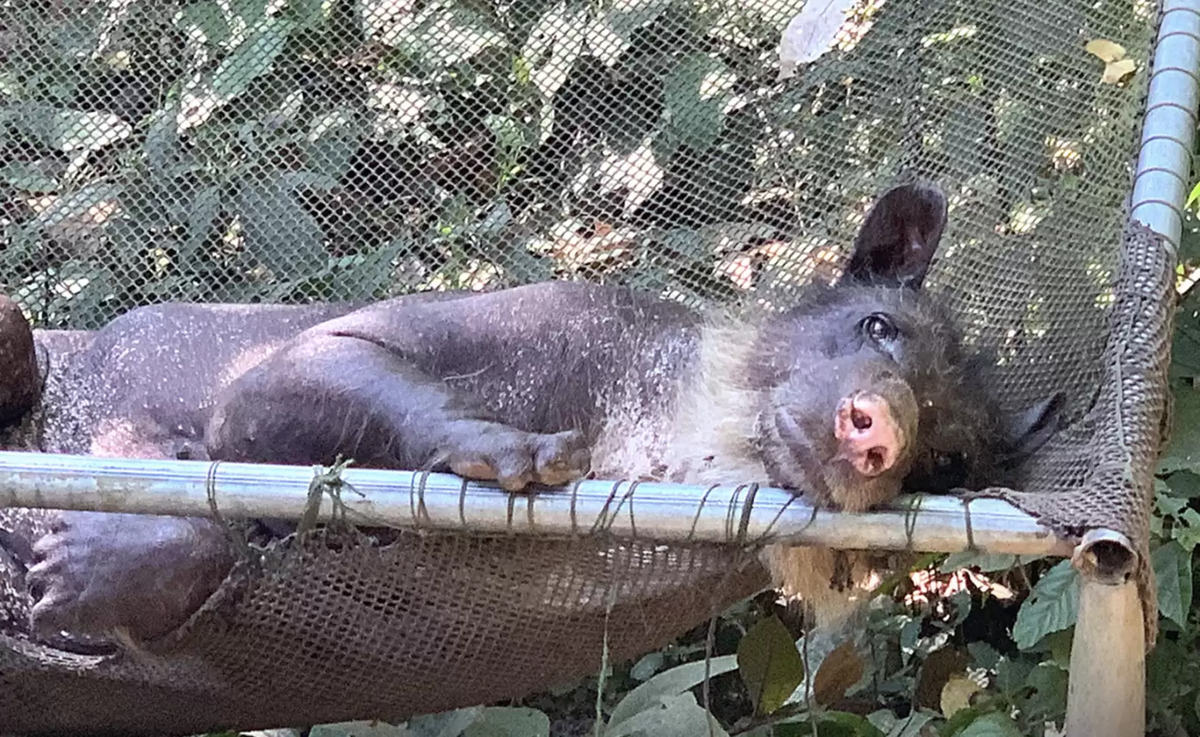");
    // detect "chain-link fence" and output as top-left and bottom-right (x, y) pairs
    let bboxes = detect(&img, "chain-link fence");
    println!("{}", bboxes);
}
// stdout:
(0, 0), (1176, 733)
